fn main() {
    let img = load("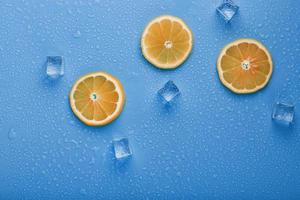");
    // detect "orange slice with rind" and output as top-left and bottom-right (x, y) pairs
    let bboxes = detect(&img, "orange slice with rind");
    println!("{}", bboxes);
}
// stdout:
(217, 38), (273, 94)
(69, 72), (125, 126)
(141, 15), (193, 69)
